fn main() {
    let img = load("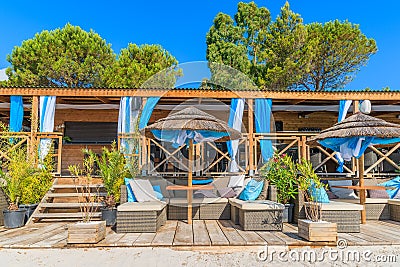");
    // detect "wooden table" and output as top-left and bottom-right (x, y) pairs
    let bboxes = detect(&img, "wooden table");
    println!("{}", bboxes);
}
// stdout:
(331, 185), (388, 224)
(166, 185), (214, 224)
